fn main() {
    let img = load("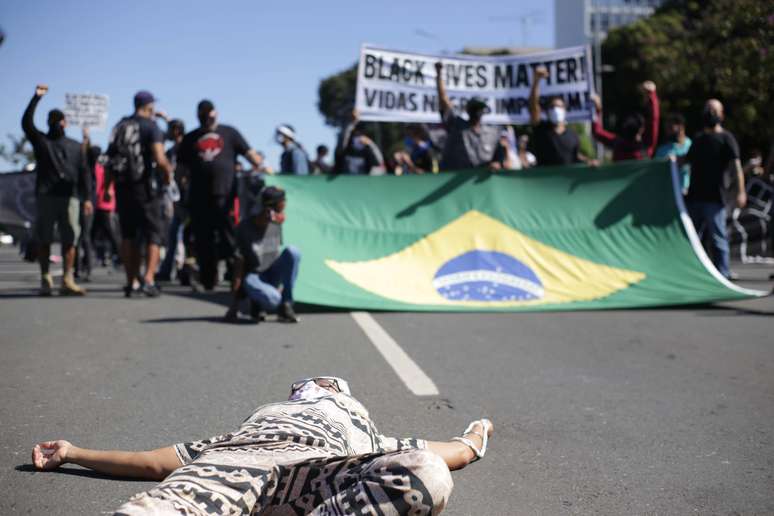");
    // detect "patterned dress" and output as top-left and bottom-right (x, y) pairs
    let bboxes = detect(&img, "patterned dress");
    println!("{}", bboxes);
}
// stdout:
(114, 393), (453, 515)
